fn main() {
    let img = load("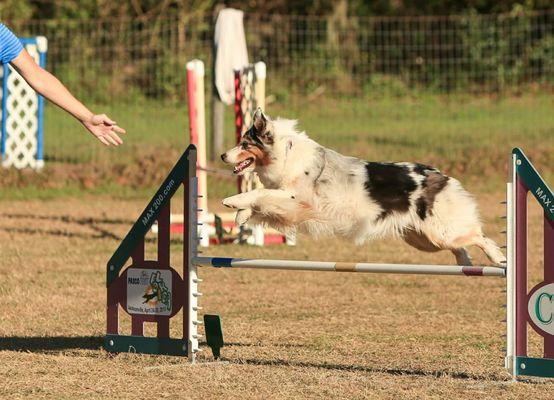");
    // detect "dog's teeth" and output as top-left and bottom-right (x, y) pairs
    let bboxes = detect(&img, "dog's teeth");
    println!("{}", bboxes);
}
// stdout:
(233, 158), (253, 174)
